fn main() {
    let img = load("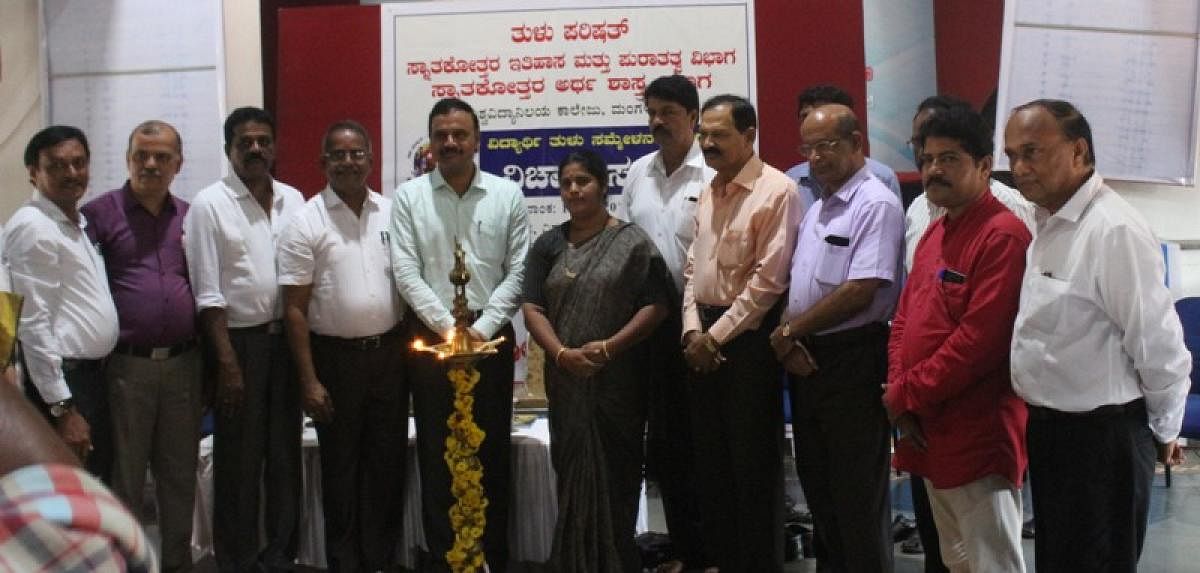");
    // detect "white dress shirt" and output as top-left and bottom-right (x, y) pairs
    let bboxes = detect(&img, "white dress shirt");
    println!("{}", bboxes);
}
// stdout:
(621, 140), (715, 292)
(389, 167), (529, 339)
(183, 174), (304, 327)
(3, 191), (119, 403)
(277, 187), (405, 338)
(1011, 172), (1190, 443)
(904, 179), (1036, 272)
